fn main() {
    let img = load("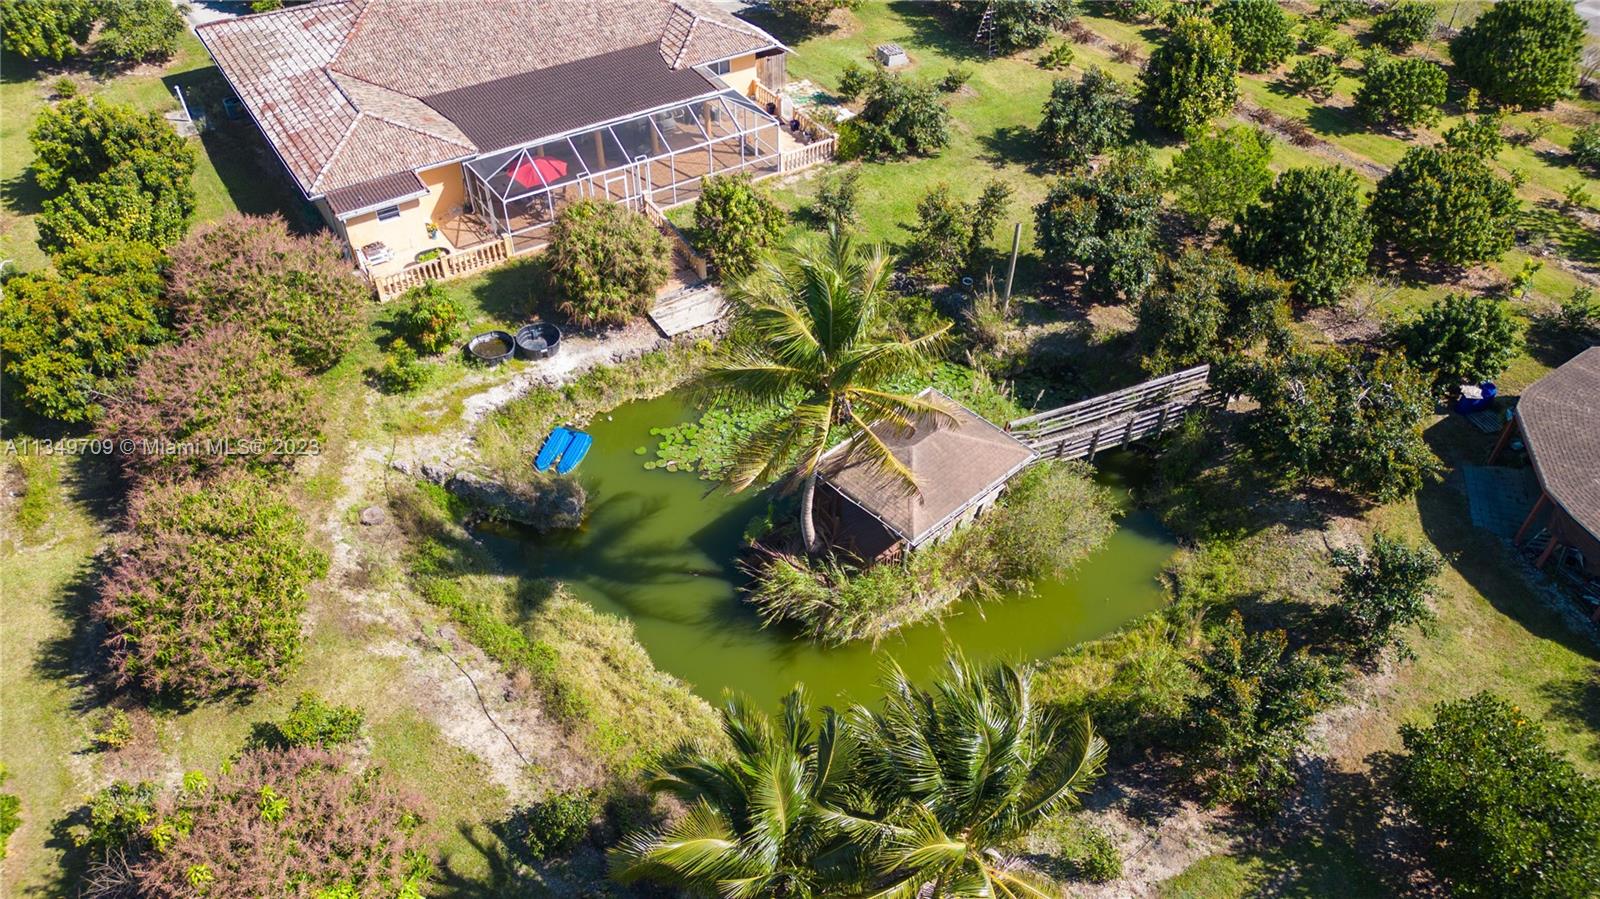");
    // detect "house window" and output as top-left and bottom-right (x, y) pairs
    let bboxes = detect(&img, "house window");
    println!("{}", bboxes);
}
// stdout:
(708, 59), (731, 75)
(376, 205), (401, 221)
